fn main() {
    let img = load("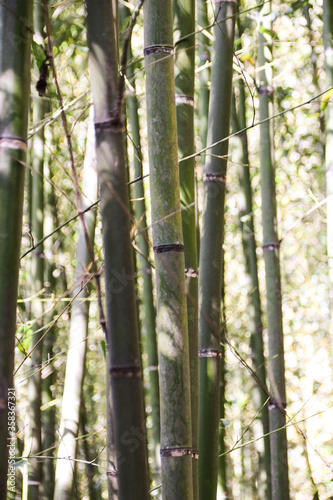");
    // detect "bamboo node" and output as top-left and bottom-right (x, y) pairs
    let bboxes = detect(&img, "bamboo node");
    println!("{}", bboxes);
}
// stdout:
(107, 469), (117, 477)
(258, 85), (274, 96)
(147, 365), (159, 371)
(268, 399), (287, 412)
(160, 447), (193, 458)
(94, 120), (125, 133)
(153, 243), (184, 254)
(203, 173), (226, 183)
(144, 45), (174, 56)
(262, 241), (280, 251)
(175, 94), (194, 106)
(199, 349), (222, 358)
(110, 365), (141, 377)
(0, 137), (27, 152)
(185, 268), (198, 277)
